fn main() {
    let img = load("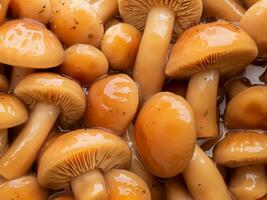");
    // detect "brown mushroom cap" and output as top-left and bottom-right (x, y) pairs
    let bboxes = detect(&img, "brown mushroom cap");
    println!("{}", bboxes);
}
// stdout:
(118, 0), (202, 40)
(0, 176), (47, 200)
(14, 72), (86, 127)
(38, 129), (131, 190)
(59, 44), (108, 85)
(165, 21), (258, 79)
(0, 73), (8, 92)
(224, 86), (267, 129)
(240, 0), (267, 59)
(0, 94), (28, 129)
(213, 131), (267, 167)
(0, 19), (64, 68)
